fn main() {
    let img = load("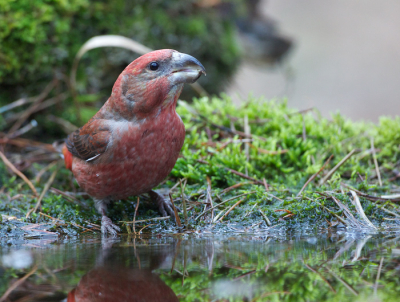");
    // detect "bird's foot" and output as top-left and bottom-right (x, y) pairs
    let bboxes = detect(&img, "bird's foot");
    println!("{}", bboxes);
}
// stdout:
(101, 215), (120, 237)
(148, 190), (176, 217)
